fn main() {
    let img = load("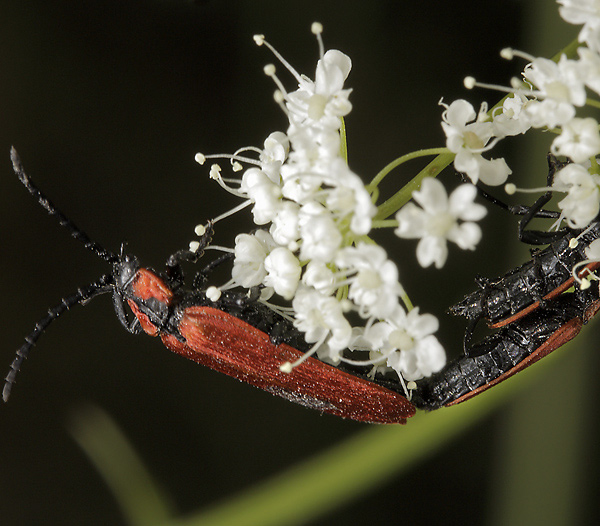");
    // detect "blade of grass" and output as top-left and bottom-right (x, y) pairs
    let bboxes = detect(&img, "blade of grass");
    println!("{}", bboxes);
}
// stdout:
(68, 405), (175, 526)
